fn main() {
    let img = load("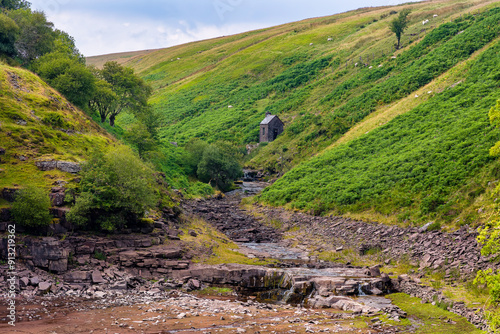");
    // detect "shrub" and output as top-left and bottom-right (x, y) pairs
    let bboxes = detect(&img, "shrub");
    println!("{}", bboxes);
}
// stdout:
(197, 144), (242, 192)
(11, 185), (52, 227)
(67, 146), (158, 231)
